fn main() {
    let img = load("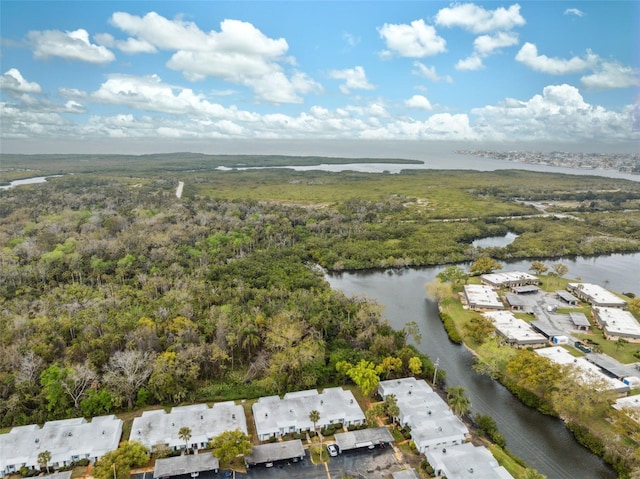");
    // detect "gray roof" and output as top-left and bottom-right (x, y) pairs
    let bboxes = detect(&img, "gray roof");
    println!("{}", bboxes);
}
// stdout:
(153, 454), (219, 478)
(531, 320), (563, 338)
(568, 312), (590, 327)
(556, 290), (579, 302)
(587, 354), (635, 379)
(244, 440), (305, 465)
(511, 285), (539, 294)
(334, 427), (394, 451)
